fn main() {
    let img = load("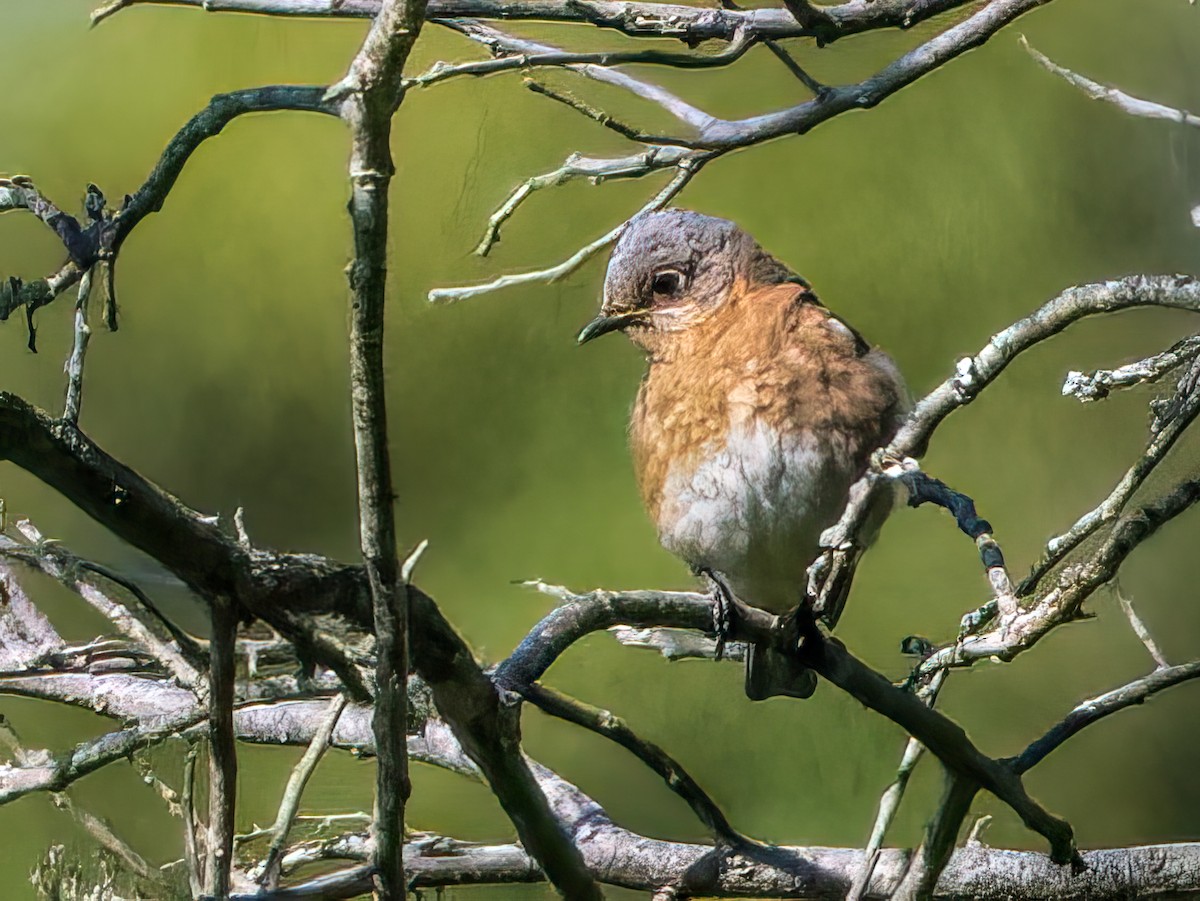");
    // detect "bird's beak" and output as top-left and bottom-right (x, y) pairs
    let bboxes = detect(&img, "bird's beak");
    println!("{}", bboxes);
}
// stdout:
(576, 309), (648, 345)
